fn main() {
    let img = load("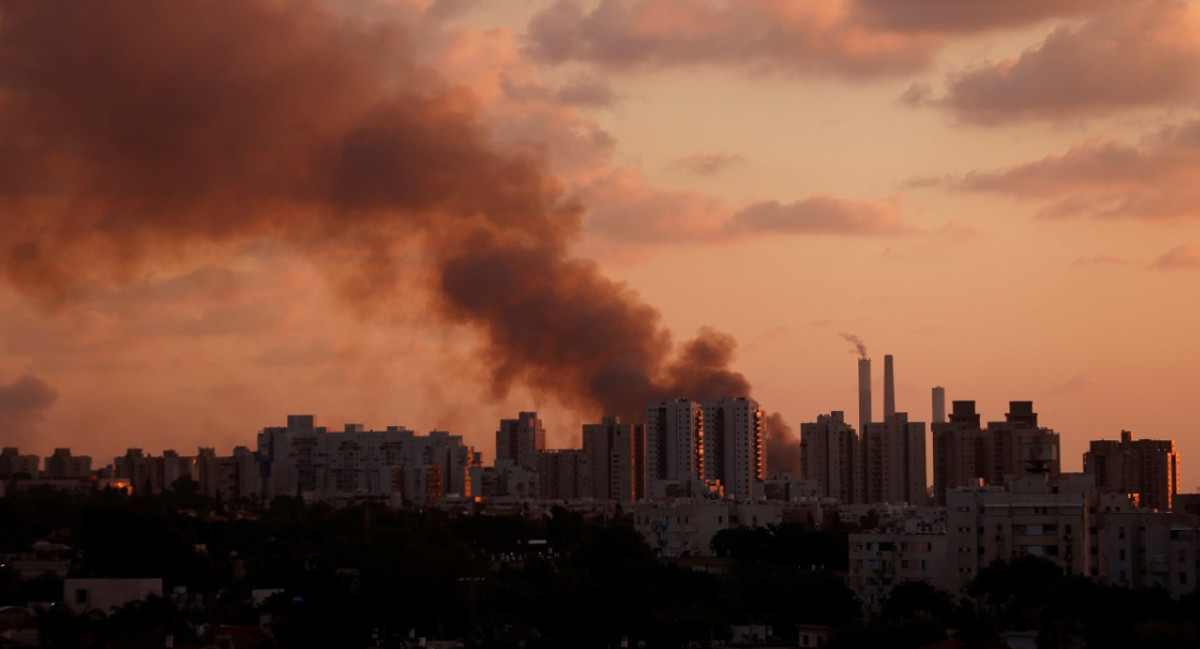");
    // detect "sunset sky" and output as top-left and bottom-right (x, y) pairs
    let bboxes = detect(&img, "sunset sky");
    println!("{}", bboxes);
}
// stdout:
(1, 0), (1198, 489)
